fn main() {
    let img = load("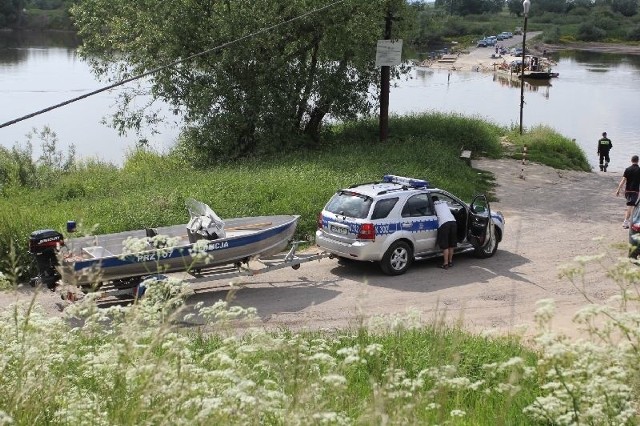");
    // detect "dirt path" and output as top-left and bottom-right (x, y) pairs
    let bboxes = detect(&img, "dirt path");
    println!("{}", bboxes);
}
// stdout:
(2, 159), (627, 340)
